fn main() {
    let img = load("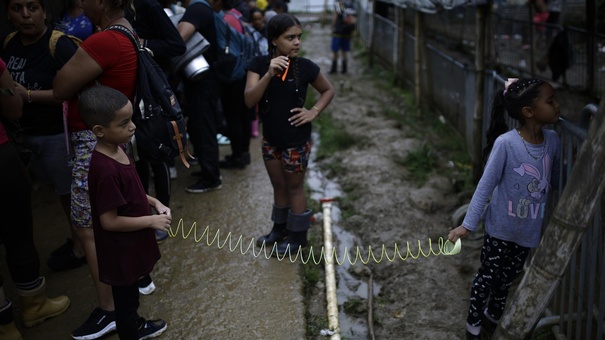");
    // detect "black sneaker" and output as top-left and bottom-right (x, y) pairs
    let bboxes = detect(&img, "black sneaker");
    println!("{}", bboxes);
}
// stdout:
(185, 179), (222, 193)
(47, 238), (86, 271)
(219, 156), (246, 169)
(51, 238), (74, 257)
(71, 308), (116, 340)
(138, 319), (167, 339)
